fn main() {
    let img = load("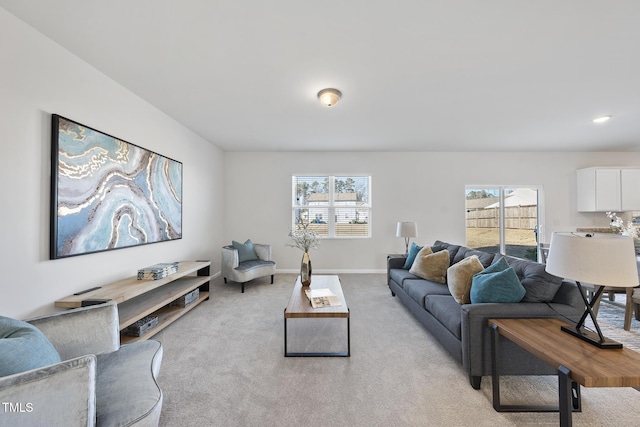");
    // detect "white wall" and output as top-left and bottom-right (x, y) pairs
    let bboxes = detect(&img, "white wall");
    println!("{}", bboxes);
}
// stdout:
(3, 7), (640, 318)
(224, 151), (640, 273)
(0, 9), (225, 319)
